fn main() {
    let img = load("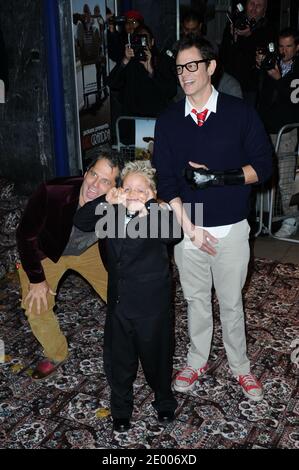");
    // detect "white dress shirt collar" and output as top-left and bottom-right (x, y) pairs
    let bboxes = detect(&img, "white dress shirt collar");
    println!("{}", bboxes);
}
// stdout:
(185, 85), (219, 123)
